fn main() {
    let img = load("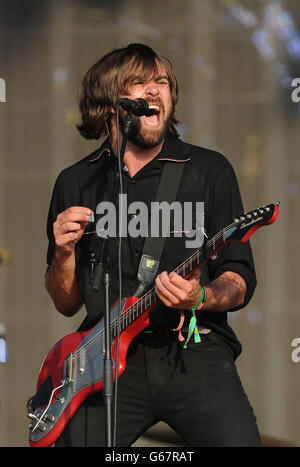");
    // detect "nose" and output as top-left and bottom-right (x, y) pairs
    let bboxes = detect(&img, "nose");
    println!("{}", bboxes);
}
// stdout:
(144, 81), (159, 97)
